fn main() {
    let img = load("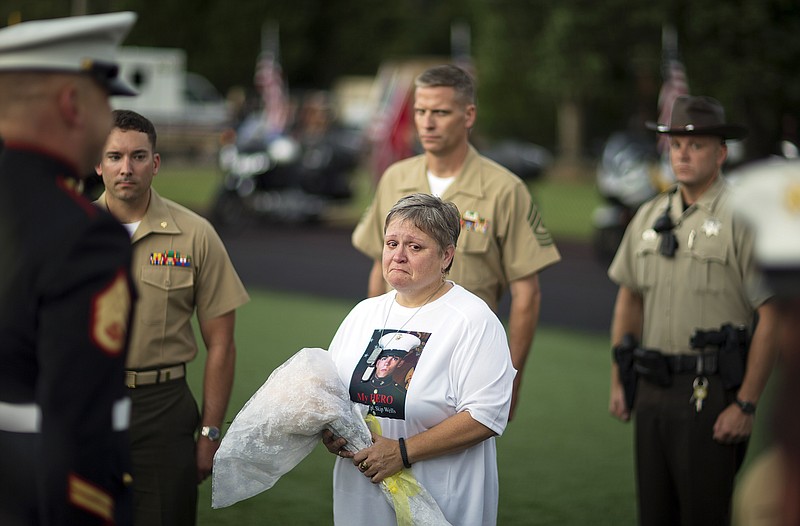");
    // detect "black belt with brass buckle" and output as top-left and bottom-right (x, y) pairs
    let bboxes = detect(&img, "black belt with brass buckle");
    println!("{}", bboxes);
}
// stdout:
(125, 364), (186, 388)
